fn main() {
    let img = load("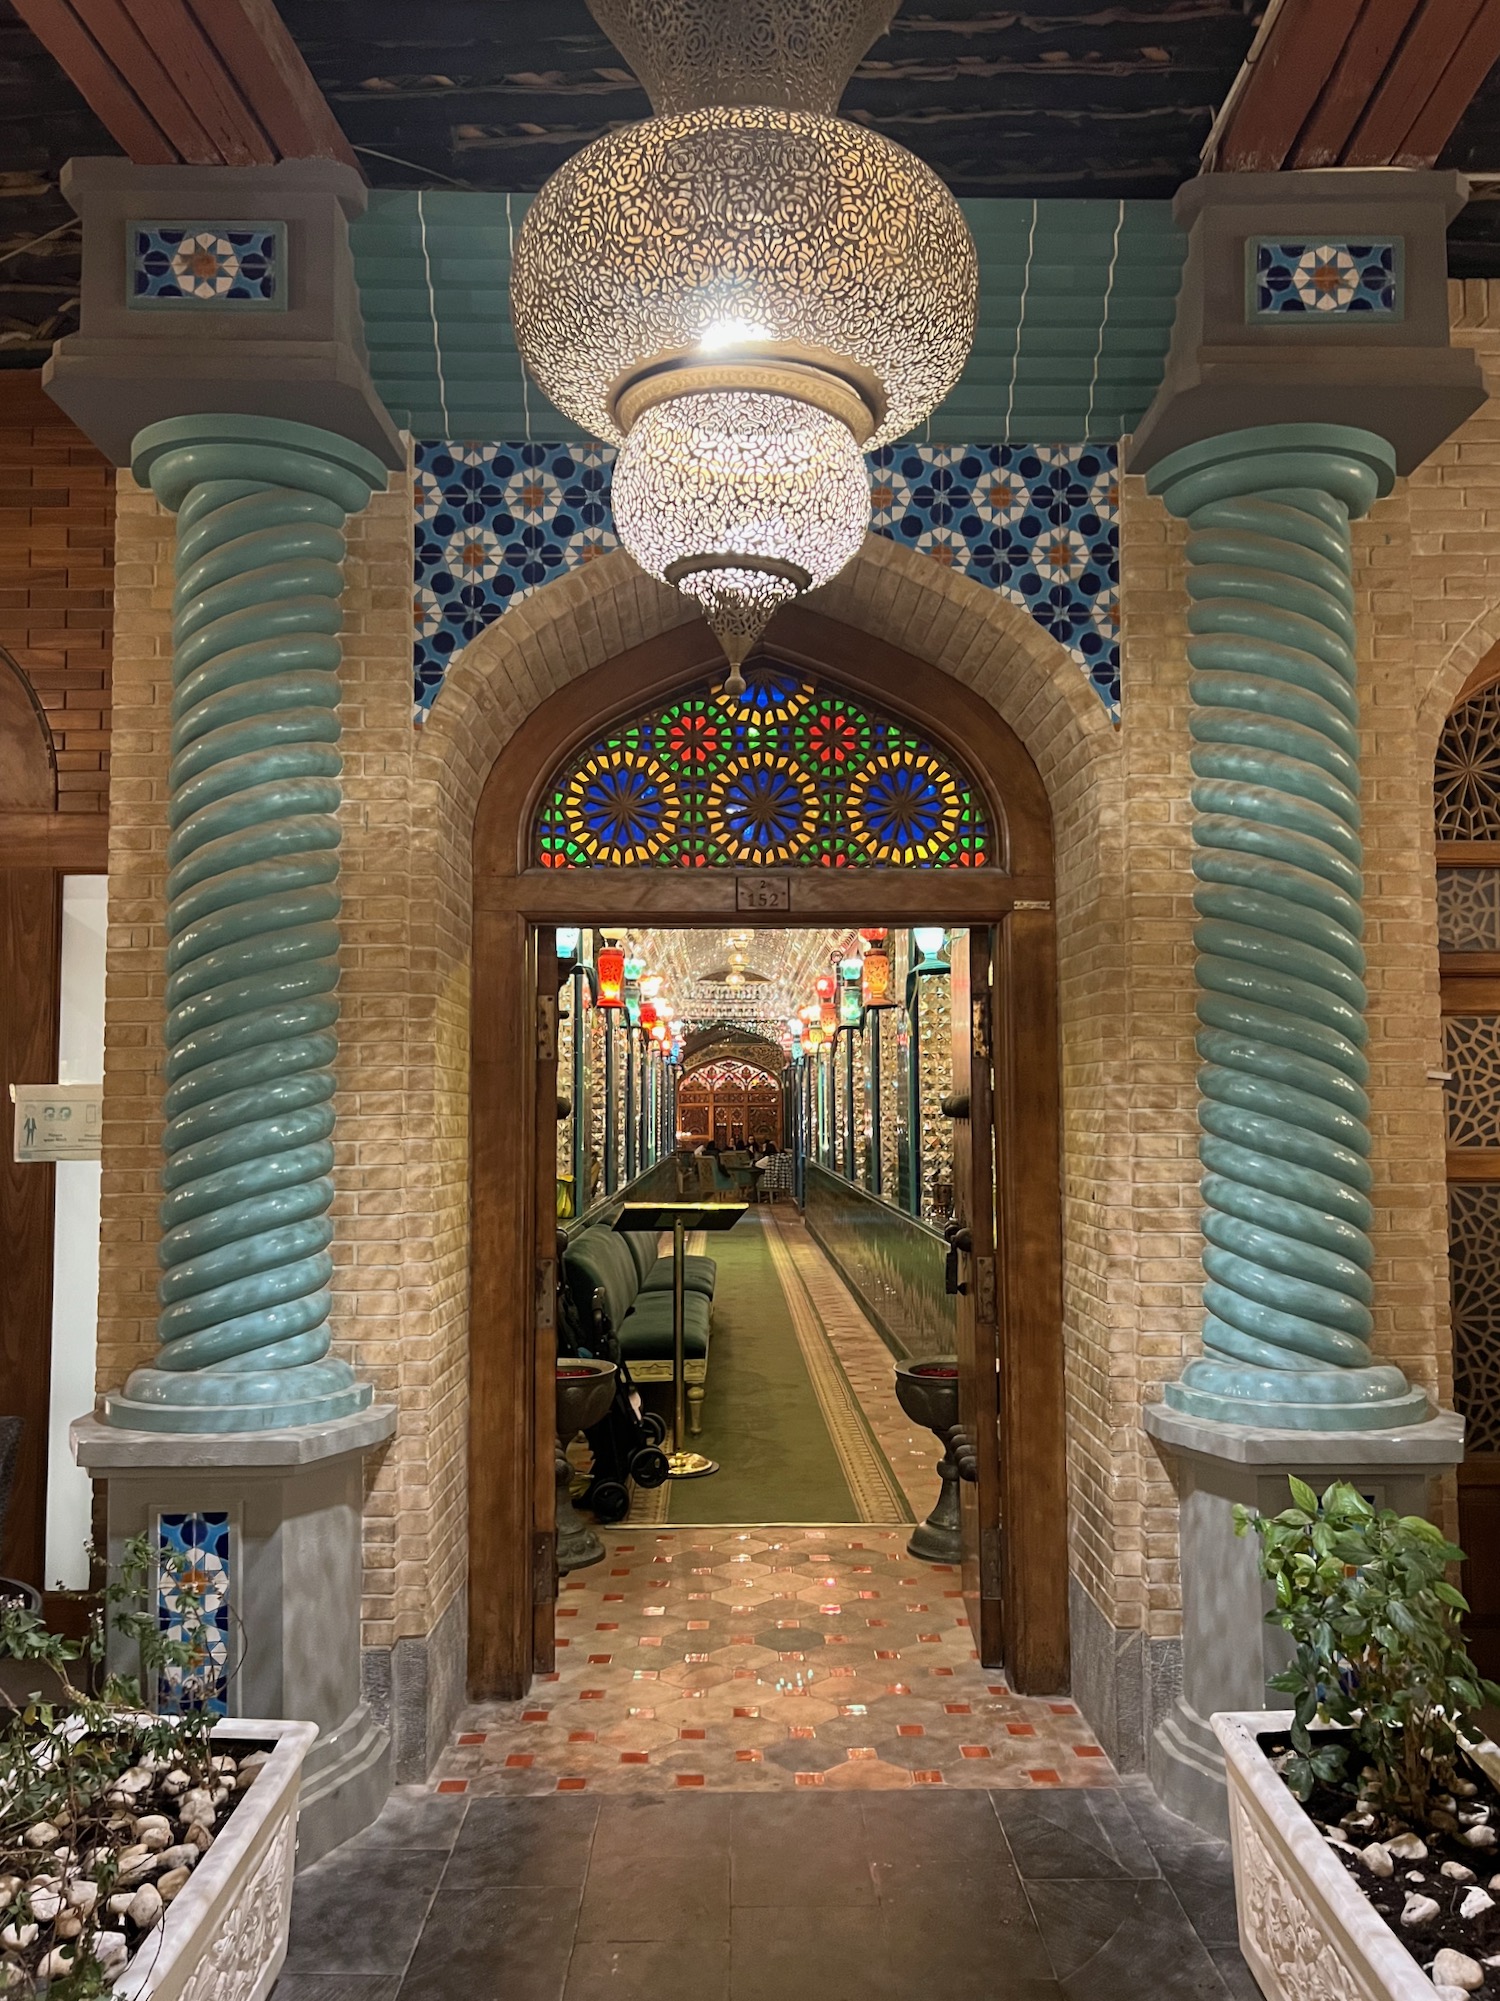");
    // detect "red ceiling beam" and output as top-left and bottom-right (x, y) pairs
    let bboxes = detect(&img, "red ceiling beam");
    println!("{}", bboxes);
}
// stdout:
(1215, 0), (1367, 172)
(1213, 0), (1500, 173)
(1287, 0), (1424, 166)
(183, 0), (359, 172)
(10, 0), (358, 171)
(1389, 0), (1500, 163)
(1344, 0), (1490, 163)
